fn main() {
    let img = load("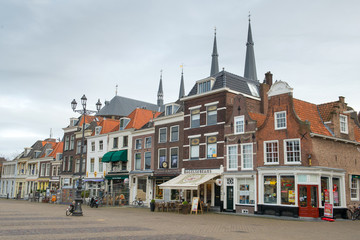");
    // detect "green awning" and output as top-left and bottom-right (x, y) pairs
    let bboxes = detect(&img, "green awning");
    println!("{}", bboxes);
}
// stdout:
(105, 175), (129, 180)
(102, 150), (128, 162)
